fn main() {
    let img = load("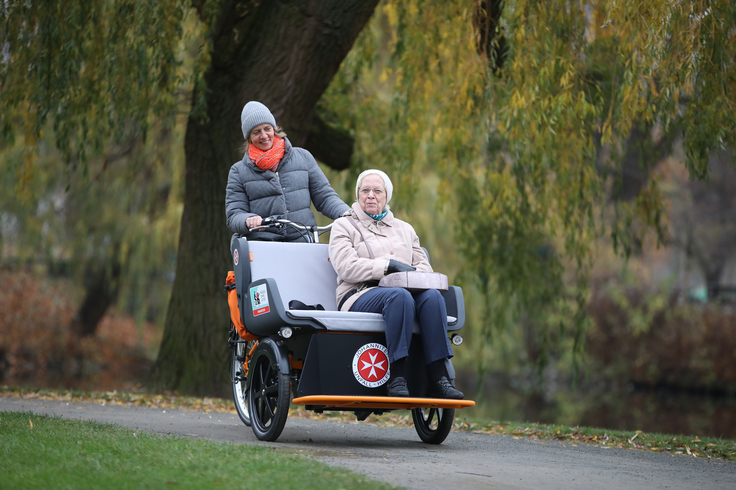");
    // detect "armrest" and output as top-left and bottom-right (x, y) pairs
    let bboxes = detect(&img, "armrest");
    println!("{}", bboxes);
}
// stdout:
(441, 286), (465, 330)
